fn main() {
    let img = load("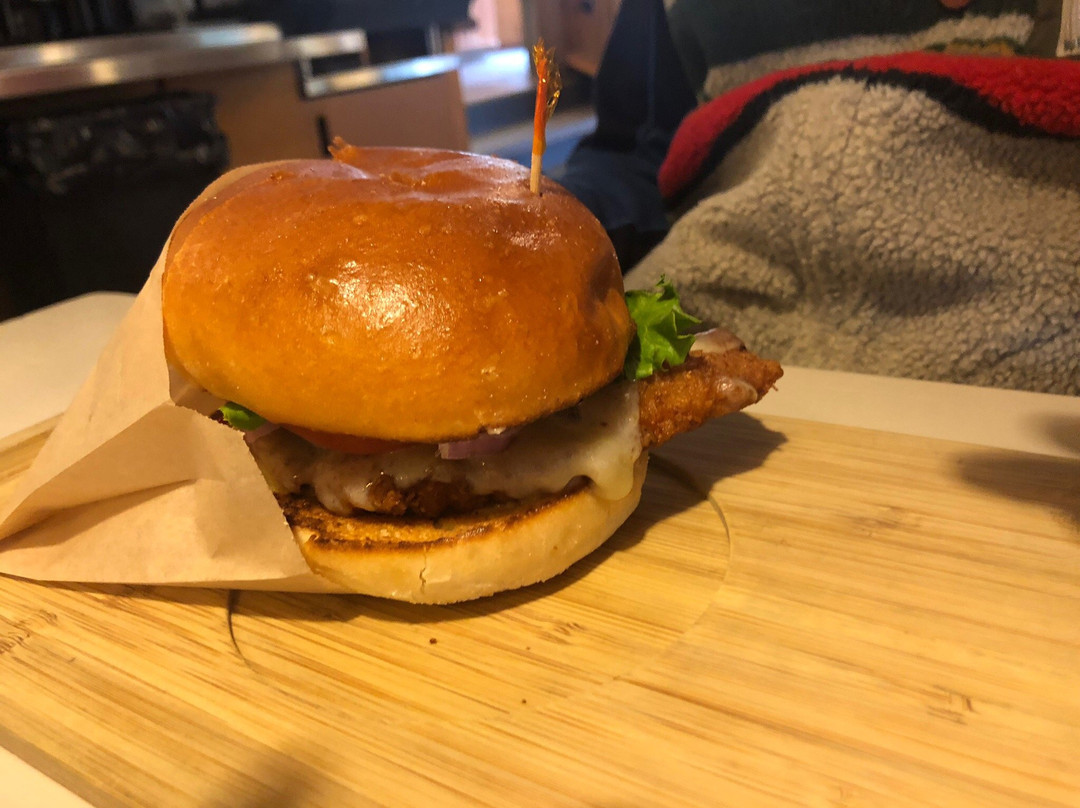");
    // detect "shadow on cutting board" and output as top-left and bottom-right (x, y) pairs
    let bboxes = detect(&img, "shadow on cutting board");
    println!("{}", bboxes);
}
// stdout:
(954, 450), (1080, 528)
(5, 416), (789, 732)
(31, 414), (788, 623)
(955, 411), (1080, 528)
(233, 413), (788, 624)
